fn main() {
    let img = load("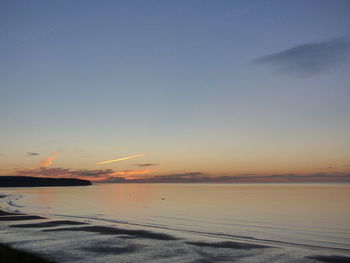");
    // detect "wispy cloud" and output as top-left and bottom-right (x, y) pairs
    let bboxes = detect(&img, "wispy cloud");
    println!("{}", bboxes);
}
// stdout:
(38, 149), (64, 167)
(0, 153), (5, 157)
(25, 152), (39, 156)
(97, 153), (145, 165)
(254, 36), (350, 76)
